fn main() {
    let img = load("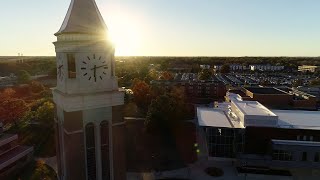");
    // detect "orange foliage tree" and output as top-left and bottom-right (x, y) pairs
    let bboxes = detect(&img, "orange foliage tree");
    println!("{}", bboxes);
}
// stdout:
(132, 79), (153, 110)
(0, 88), (30, 126)
(159, 71), (174, 80)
